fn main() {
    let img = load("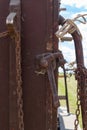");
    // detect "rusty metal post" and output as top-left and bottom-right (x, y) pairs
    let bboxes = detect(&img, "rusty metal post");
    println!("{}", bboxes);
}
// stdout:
(21, 0), (59, 130)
